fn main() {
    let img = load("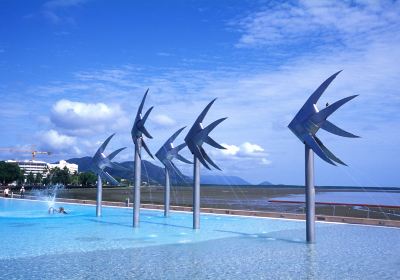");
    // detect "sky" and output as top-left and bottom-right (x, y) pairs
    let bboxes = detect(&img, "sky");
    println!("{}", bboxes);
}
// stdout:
(0, 0), (399, 187)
